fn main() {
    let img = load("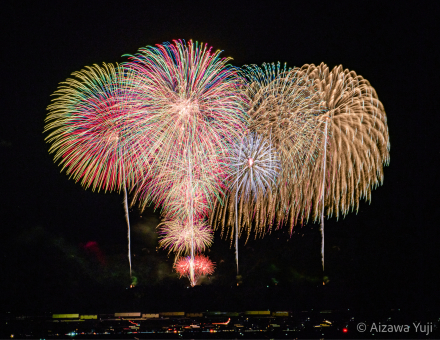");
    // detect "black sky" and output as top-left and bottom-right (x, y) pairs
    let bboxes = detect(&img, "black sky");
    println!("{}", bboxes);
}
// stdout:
(1, 1), (439, 313)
